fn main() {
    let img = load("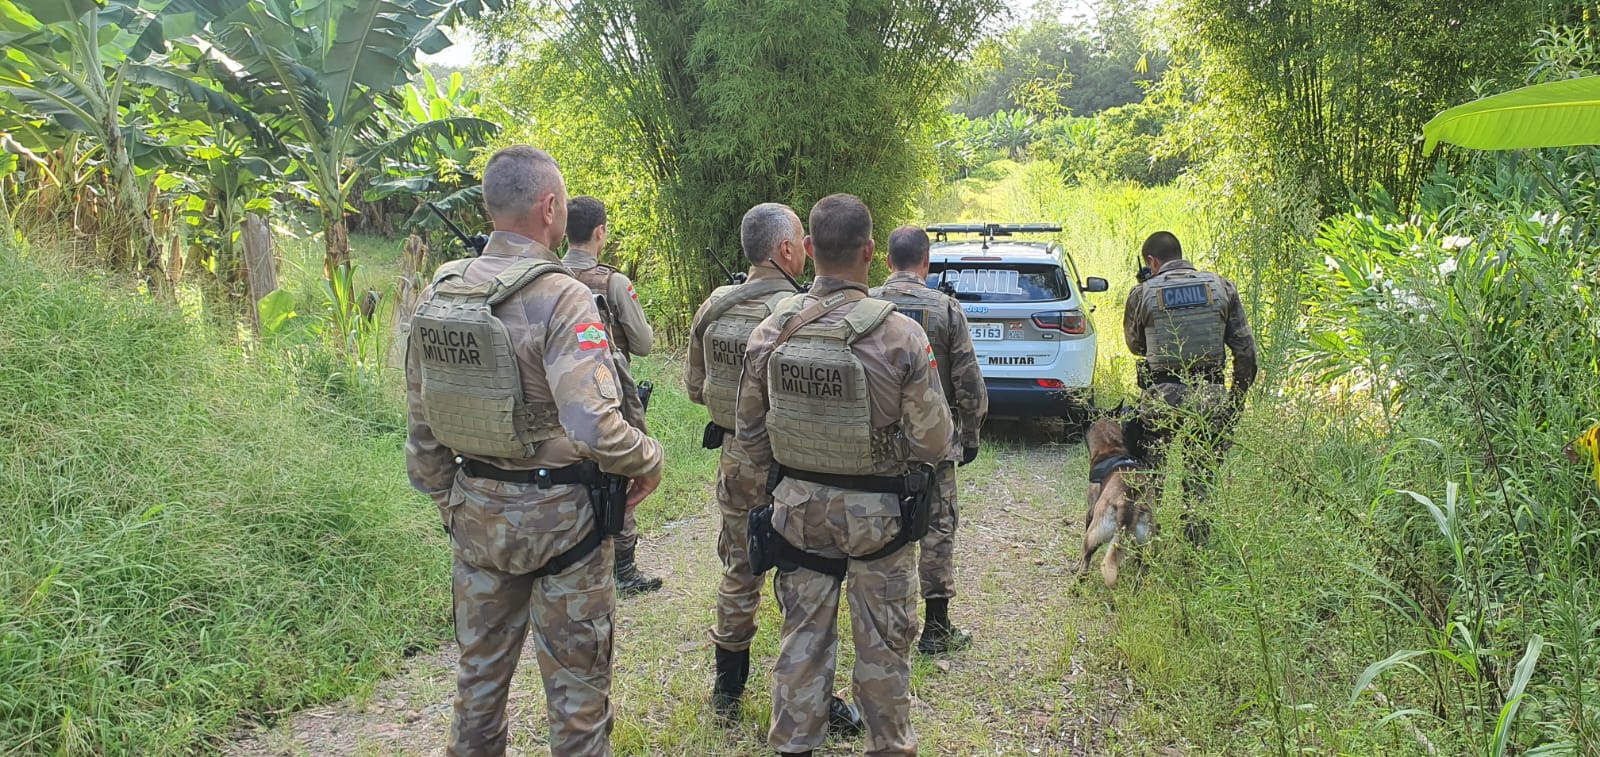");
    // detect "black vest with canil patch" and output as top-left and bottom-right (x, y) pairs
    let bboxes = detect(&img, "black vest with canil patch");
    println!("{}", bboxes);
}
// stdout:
(411, 258), (570, 458)
(870, 278), (957, 404)
(766, 293), (902, 476)
(693, 277), (797, 429)
(1139, 265), (1229, 377)
(572, 263), (632, 358)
